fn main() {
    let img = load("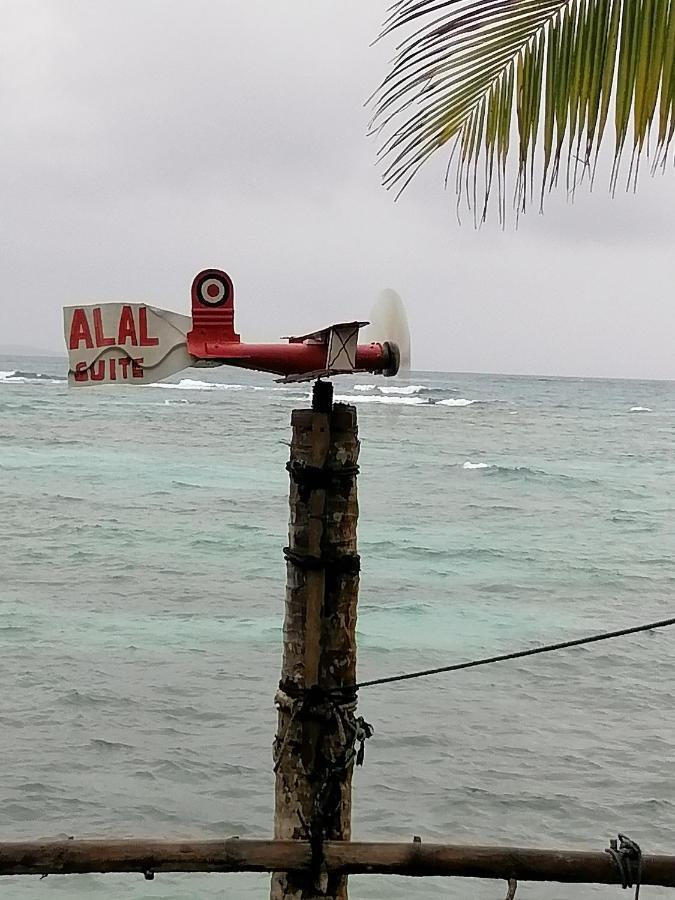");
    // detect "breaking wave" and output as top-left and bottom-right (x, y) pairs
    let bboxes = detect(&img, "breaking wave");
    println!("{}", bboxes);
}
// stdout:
(438, 398), (477, 407)
(354, 382), (433, 395)
(0, 370), (65, 384)
(460, 462), (599, 487)
(0, 368), (507, 413)
(151, 379), (265, 392)
(334, 394), (427, 406)
(461, 462), (546, 476)
(0, 367), (506, 412)
(629, 406), (652, 412)
(335, 393), (505, 408)
(355, 383), (433, 396)
(350, 383), (506, 408)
